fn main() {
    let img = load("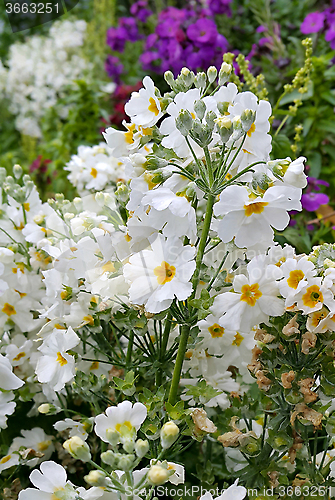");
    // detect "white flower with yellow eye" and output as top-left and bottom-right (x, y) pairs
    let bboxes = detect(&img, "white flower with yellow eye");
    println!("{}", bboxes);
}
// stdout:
(211, 255), (284, 332)
(125, 76), (163, 127)
(36, 327), (80, 391)
(123, 234), (196, 313)
(198, 314), (237, 355)
(295, 277), (335, 314)
(18, 461), (74, 500)
(94, 400), (147, 446)
(279, 257), (316, 306)
(214, 185), (301, 250)
(9, 427), (54, 467)
(0, 353), (24, 391)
